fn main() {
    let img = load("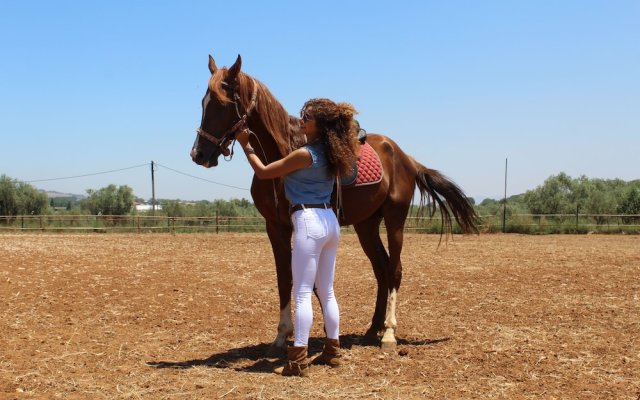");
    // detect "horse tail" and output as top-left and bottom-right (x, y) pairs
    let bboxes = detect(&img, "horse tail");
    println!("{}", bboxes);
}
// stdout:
(412, 158), (480, 235)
